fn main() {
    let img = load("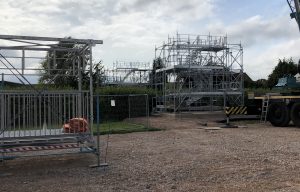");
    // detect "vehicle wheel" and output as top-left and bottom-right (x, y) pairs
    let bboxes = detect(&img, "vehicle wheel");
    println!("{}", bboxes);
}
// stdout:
(268, 102), (290, 127)
(291, 102), (300, 127)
